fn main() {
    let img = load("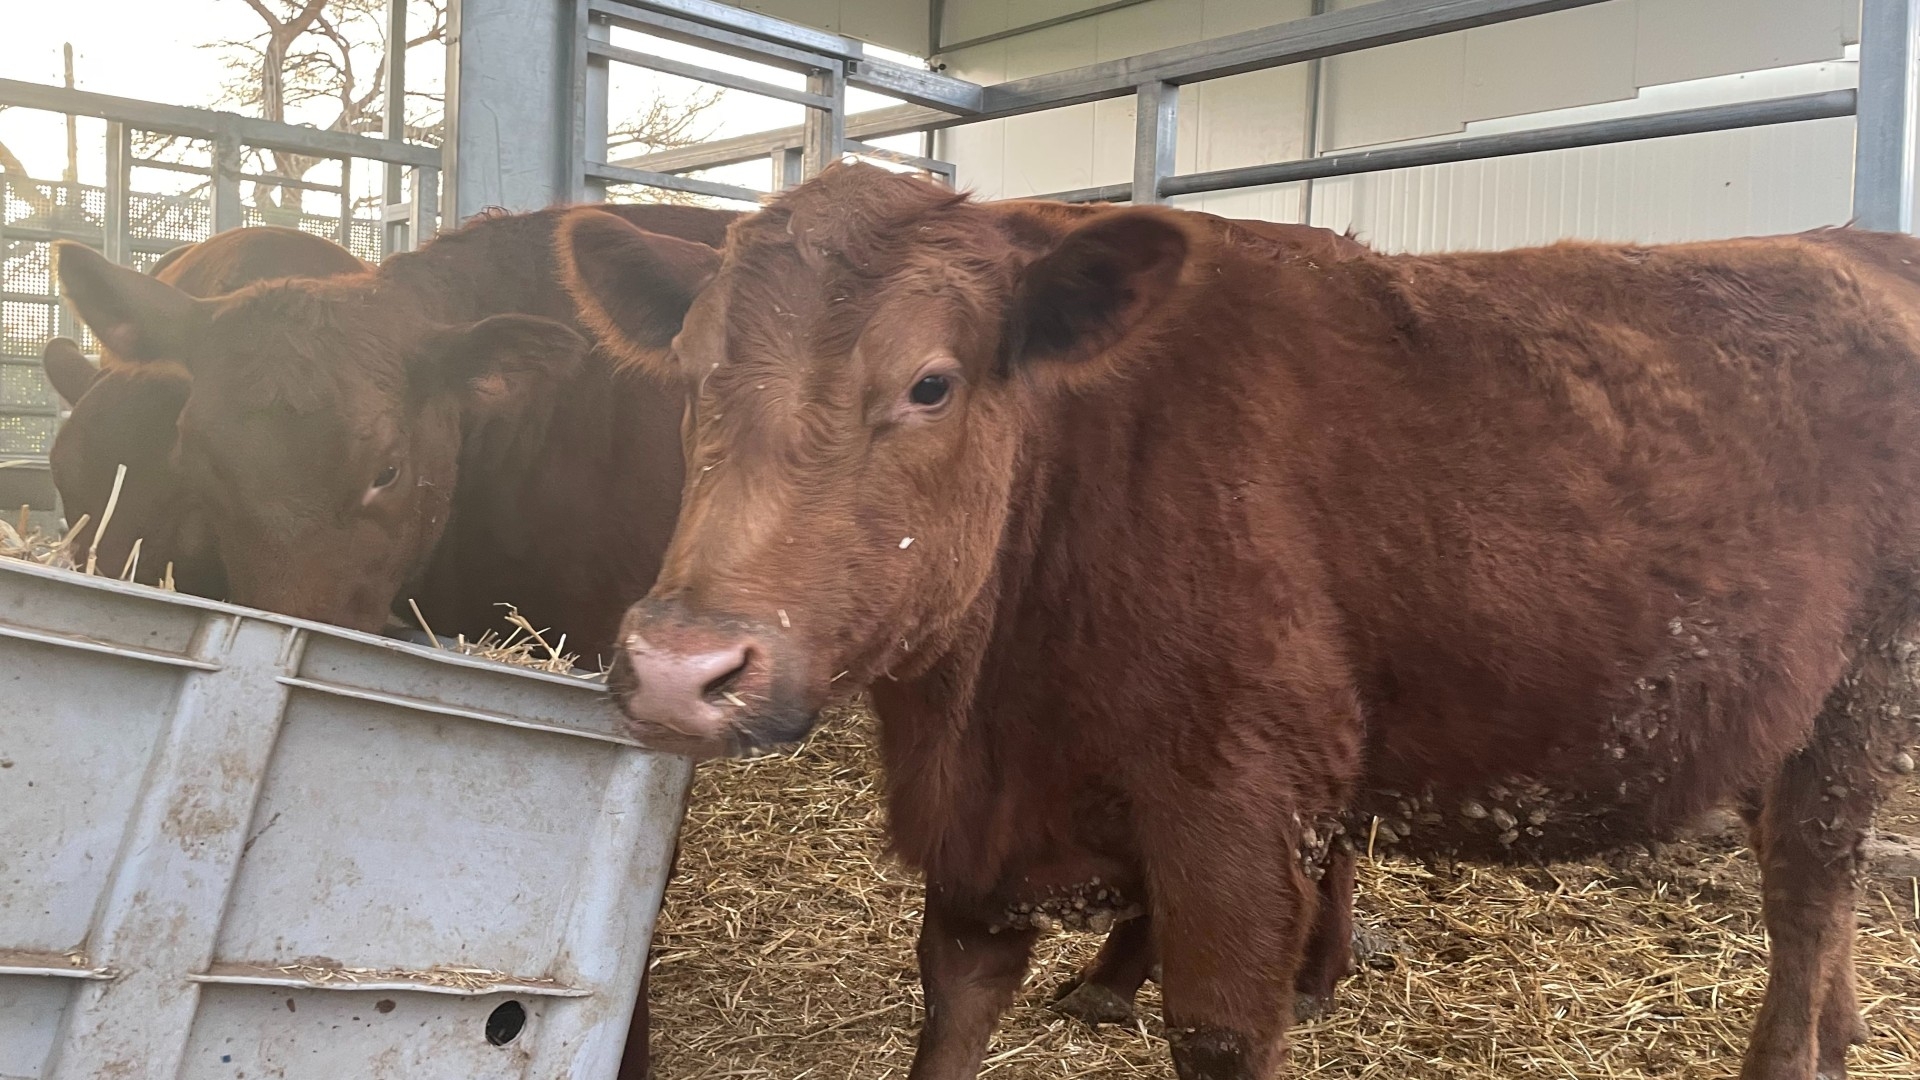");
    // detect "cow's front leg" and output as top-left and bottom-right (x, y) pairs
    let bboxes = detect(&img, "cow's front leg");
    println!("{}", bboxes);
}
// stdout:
(907, 895), (1039, 1080)
(1142, 796), (1321, 1080)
